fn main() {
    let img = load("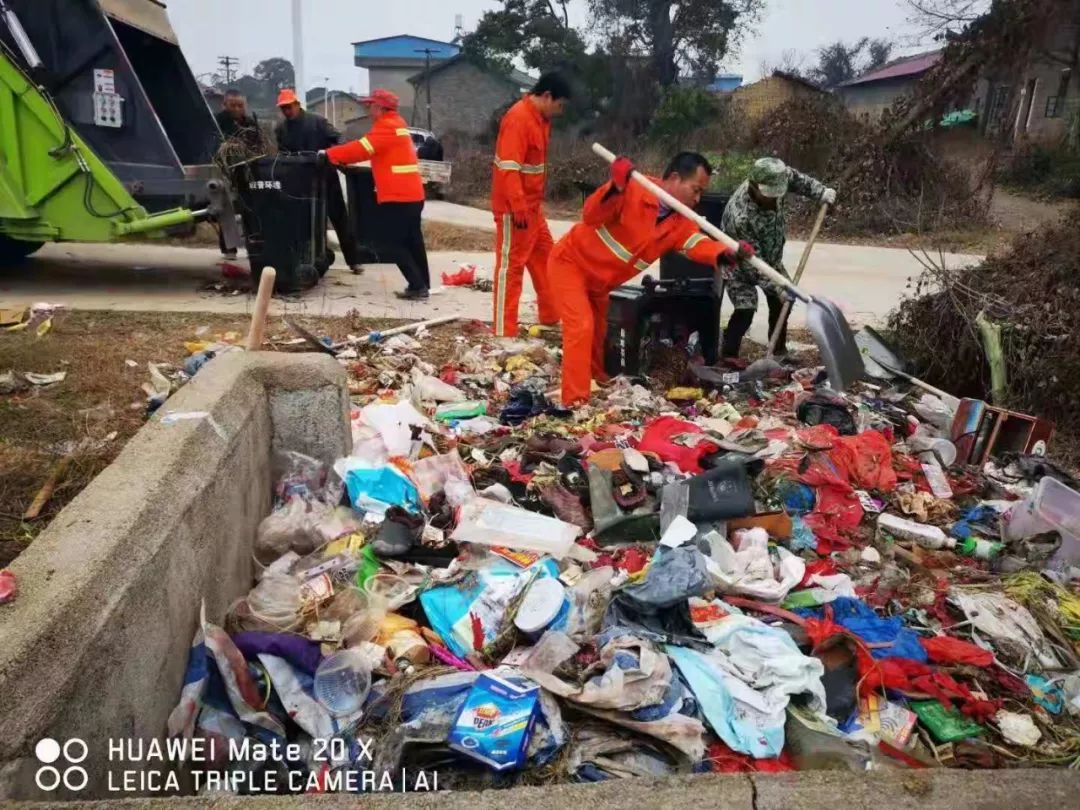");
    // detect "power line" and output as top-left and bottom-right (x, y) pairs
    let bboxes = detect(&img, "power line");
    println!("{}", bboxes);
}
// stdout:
(217, 55), (238, 85)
